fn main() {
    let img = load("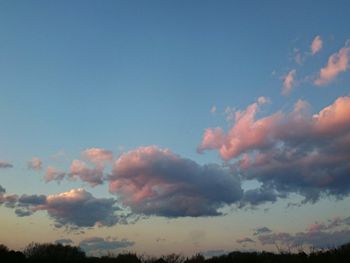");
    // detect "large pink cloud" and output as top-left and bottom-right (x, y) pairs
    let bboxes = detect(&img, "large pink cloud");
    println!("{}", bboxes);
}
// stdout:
(199, 96), (350, 202)
(314, 45), (350, 86)
(108, 146), (242, 217)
